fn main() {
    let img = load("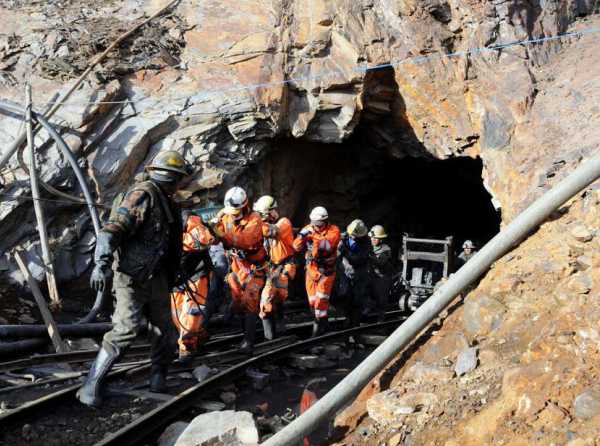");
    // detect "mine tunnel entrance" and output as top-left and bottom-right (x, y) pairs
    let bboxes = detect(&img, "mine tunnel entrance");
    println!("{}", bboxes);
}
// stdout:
(250, 139), (501, 258)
